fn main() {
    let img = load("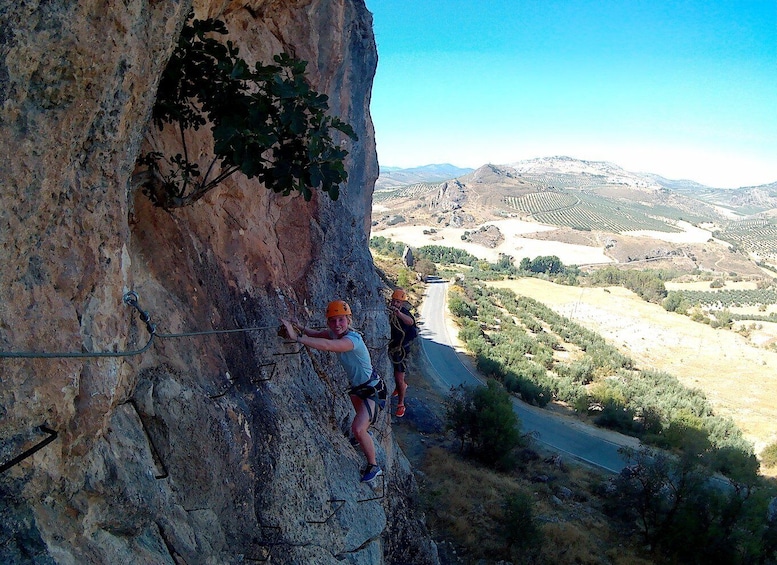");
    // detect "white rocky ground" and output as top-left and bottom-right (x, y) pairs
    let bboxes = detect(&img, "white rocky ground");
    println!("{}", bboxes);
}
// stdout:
(624, 220), (715, 244)
(372, 217), (722, 267)
(372, 219), (614, 265)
